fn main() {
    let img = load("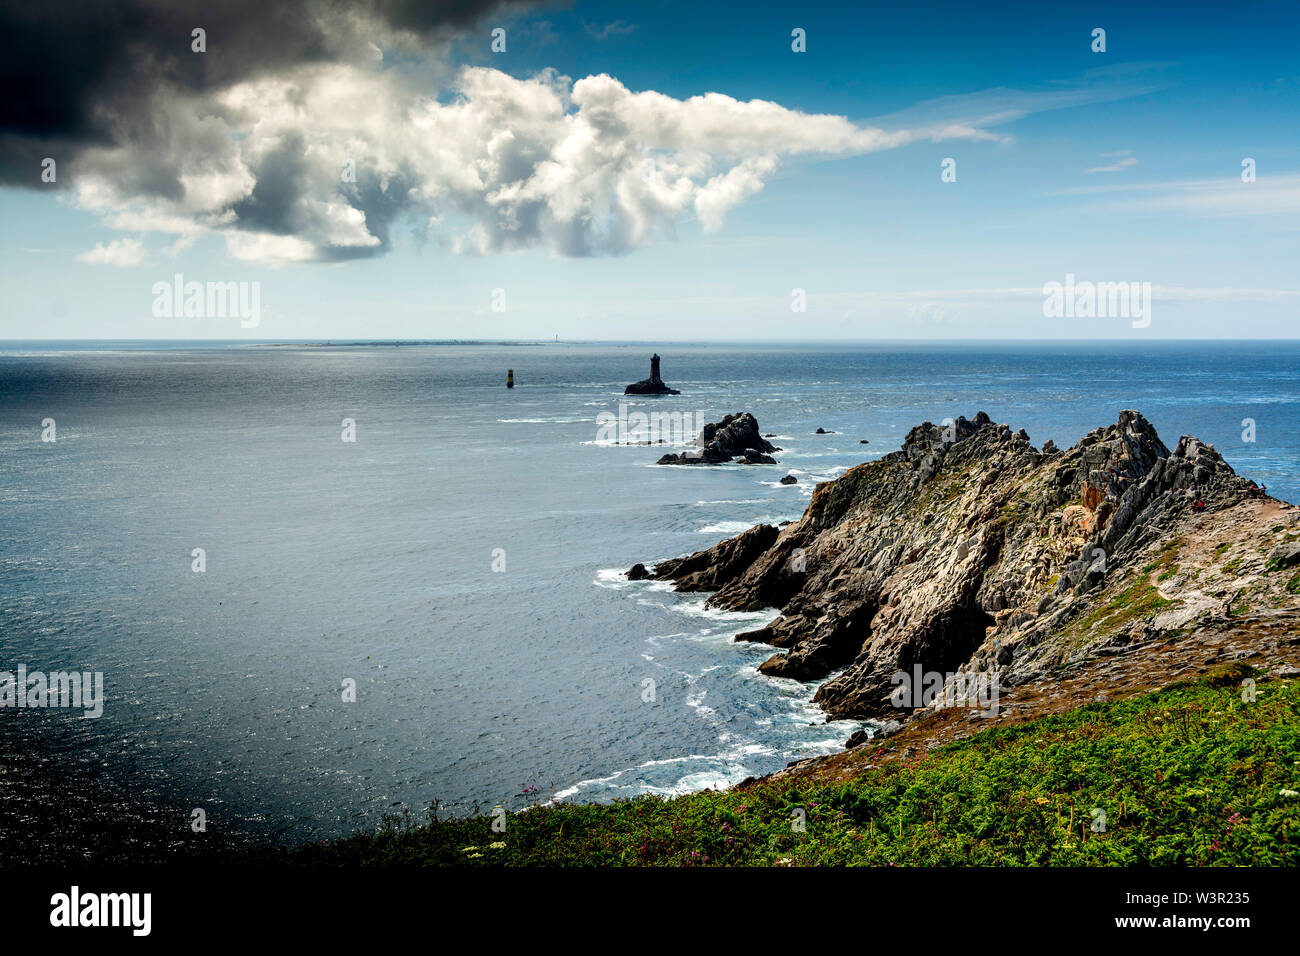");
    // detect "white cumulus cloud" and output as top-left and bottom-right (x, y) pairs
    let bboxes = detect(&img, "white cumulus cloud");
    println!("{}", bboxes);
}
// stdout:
(76, 236), (148, 267)
(67, 62), (1011, 265)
